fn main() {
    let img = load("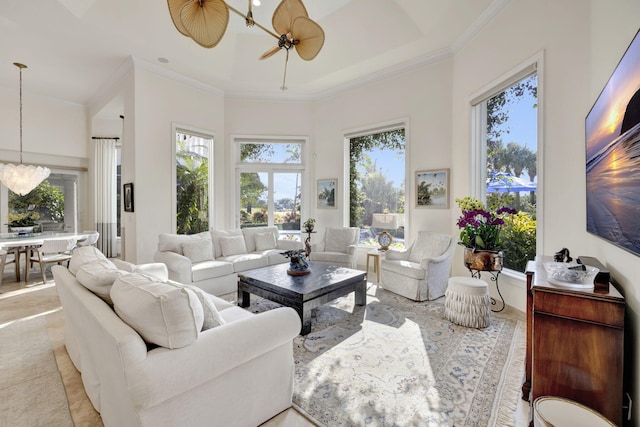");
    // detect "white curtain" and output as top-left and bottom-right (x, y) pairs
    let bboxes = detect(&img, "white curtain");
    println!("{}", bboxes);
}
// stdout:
(94, 138), (117, 257)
